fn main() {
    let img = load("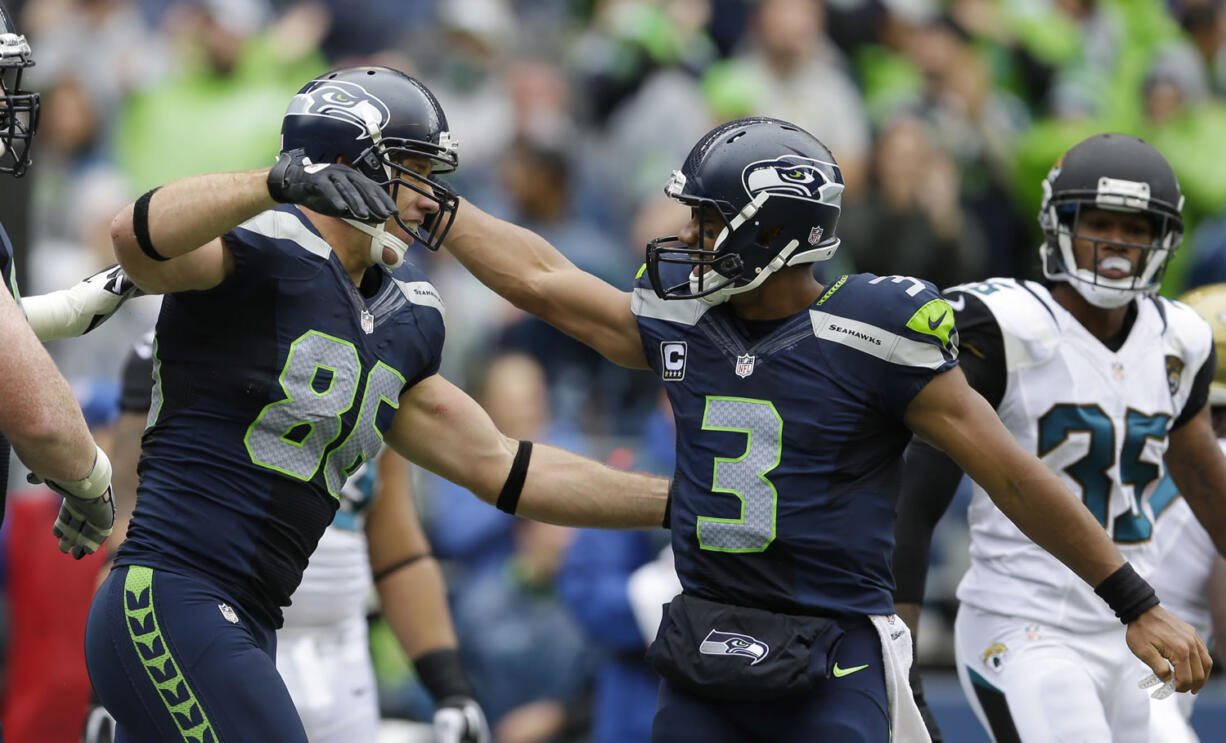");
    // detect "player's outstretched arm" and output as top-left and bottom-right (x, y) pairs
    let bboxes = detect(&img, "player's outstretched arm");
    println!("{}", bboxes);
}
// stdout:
(112, 152), (396, 294)
(111, 170), (271, 294)
(444, 198), (647, 369)
(364, 451), (490, 743)
(905, 367), (1212, 693)
(1165, 405), (1226, 557)
(387, 373), (669, 529)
